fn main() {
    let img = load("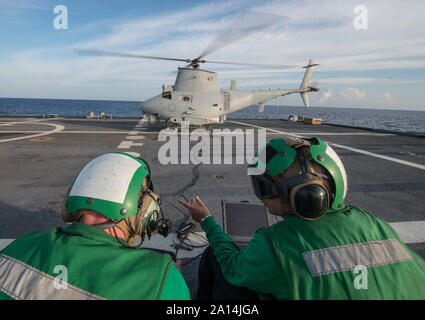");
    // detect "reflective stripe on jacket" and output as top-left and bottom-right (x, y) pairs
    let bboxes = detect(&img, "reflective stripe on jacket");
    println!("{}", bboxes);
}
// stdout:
(202, 205), (425, 299)
(0, 223), (190, 300)
(261, 206), (425, 299)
